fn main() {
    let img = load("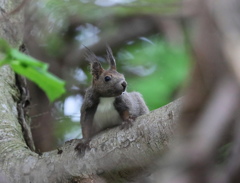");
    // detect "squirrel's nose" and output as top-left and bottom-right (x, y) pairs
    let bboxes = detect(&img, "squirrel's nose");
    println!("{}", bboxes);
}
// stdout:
(121, 81), (127, 90)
